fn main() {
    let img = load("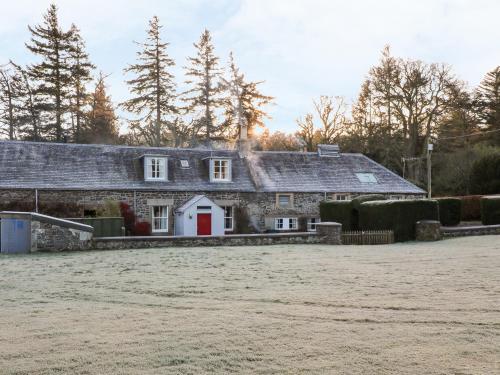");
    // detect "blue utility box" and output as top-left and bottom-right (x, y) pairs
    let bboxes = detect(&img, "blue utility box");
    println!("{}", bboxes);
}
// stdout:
(0, 217), (31, 254)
